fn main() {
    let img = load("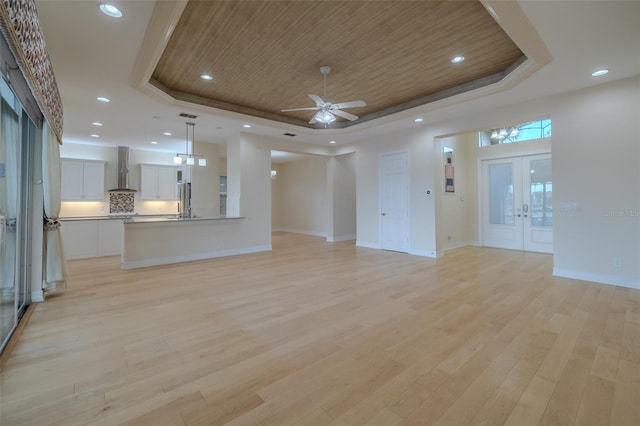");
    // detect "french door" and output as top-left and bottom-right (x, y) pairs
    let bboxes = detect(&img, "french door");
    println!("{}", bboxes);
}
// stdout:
(481, 154), (553, 253)
(380, 152), (409, 253)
